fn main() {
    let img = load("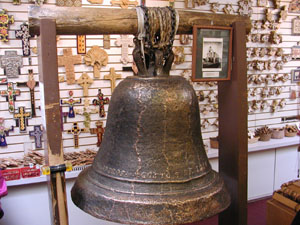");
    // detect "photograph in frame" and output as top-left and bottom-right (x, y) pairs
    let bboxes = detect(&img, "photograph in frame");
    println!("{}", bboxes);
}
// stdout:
(192, 25), (232, 82)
